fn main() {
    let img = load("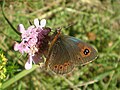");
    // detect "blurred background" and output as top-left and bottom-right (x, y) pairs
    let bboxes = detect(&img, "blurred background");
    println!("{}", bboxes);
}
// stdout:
(0, 0), (120, 90)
